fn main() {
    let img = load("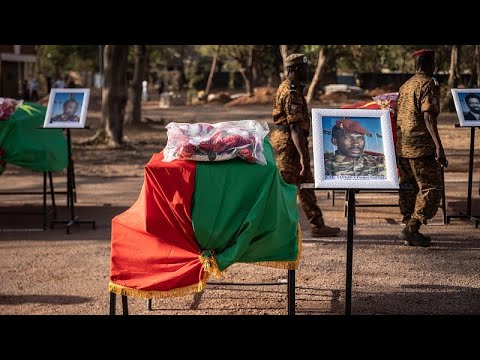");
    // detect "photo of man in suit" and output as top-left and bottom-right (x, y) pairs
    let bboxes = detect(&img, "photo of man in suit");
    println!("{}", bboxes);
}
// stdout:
(463, 93), (480, 121)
